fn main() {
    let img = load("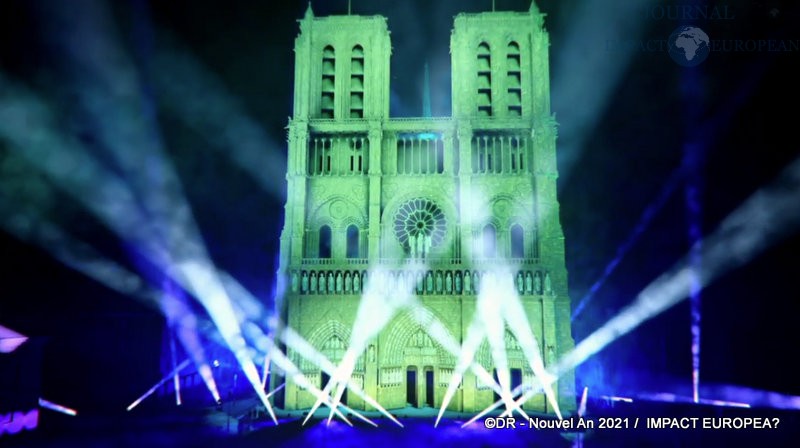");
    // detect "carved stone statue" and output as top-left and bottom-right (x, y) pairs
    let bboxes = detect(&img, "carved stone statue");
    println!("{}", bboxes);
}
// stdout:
(310, 272), (317, 293)
(416, 271), (424, 294)
(544, 271), (553, 295)
(327, 271), (334, 294)
(516, 272), (524, 294)
(445, 271), (453, 293)
(455, 271), (462, 294)
(534, 271), (542, 294)
(435, 271), (443, 293)
(473, 271), (480, 293)
(463, 270), (471, 294)
(426, 271), (433, 293)
(525, 271), (533, 294)
(424, 235), (432, 257)
(353, 271), (361, 293)
(344, 272), (352, 292)
(361, 271), (368, 290)
(291, 271), (299, 293)
(301, 271), (309, 293)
